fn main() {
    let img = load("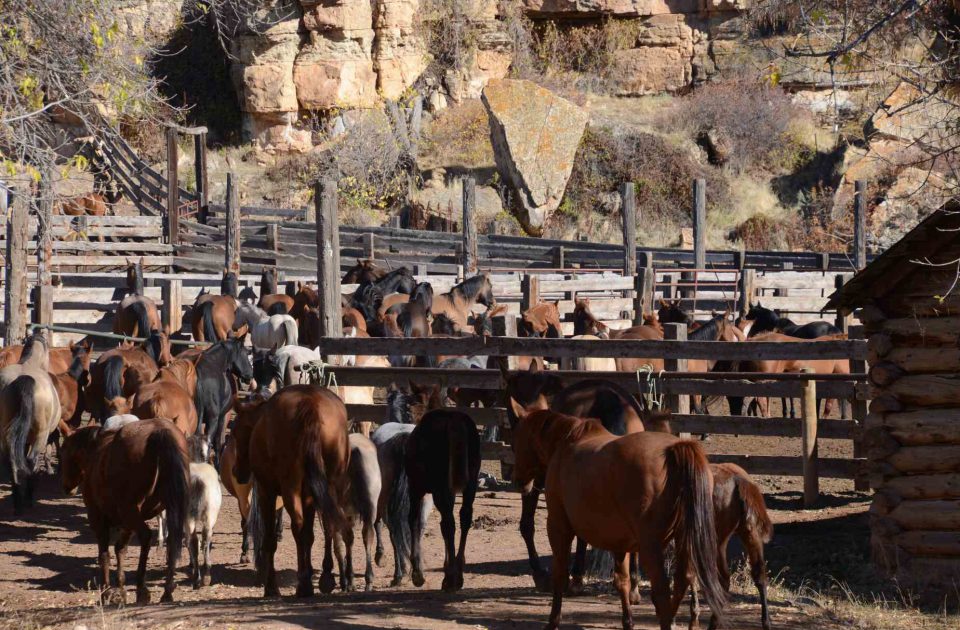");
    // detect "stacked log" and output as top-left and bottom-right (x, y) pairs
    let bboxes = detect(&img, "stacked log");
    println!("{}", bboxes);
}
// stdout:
(862, 306), (960, 585)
